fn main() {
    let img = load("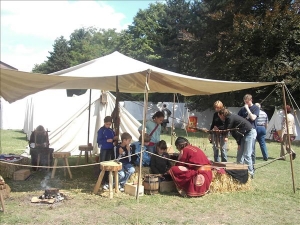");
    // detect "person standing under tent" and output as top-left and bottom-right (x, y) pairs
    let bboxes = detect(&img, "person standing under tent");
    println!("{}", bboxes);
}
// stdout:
(280, 105), (297, 160)
(168, 137), (213, 197)
(97, 116), (119, 190)
(161, 104), (172, 134)
(208, 100), (227, 162)
(218, 108), (256, 178)
(255, 103), (269, 161)
(138, 111), (164, 153)
(238, 94), (259, 168)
